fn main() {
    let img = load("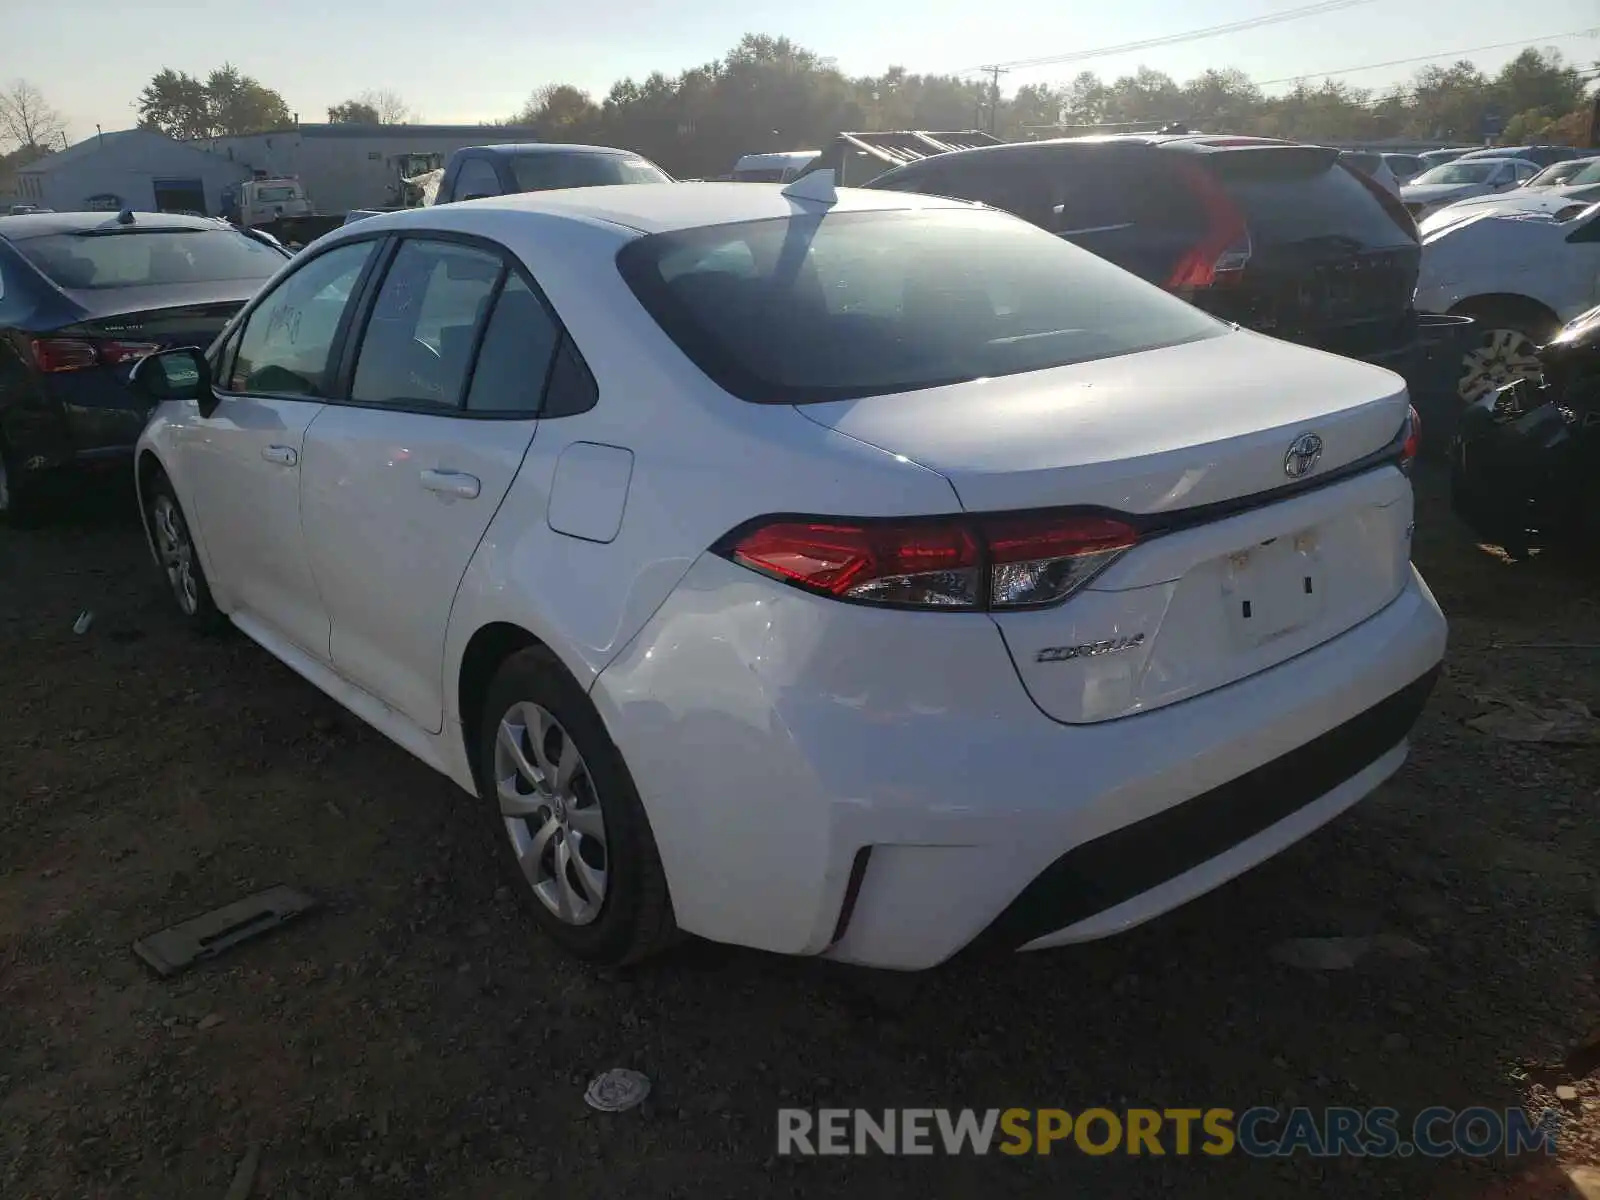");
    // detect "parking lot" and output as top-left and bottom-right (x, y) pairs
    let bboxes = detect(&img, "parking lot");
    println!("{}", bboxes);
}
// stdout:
(0, 464), (1596, 1198)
